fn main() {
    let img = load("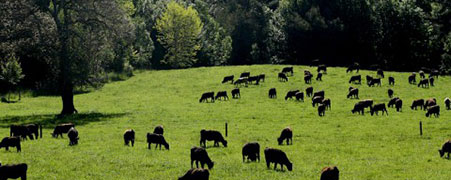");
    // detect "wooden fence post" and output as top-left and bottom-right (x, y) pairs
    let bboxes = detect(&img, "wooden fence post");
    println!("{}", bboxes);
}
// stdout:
(225, 122), (228, 137)
(420, 121), (423, 136)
